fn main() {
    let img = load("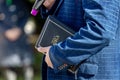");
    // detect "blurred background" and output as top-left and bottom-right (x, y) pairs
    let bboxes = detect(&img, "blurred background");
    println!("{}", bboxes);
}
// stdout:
(0, 0), (45, 80)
